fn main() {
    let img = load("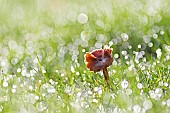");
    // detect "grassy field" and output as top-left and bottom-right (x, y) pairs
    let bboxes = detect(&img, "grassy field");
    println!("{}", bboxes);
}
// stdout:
(0, 0), (170, 113)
